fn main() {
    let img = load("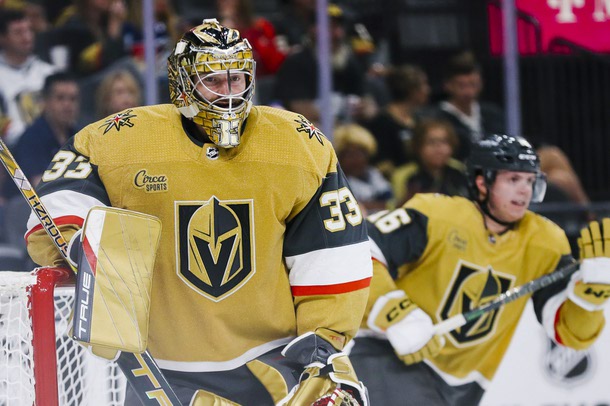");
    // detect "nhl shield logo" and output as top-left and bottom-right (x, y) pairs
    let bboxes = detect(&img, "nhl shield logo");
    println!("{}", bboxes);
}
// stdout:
(543, 339), (594, 387)
(439, 261), (514, 347)
(206, 147), (219, 160)
(175, 197), (255, 302)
